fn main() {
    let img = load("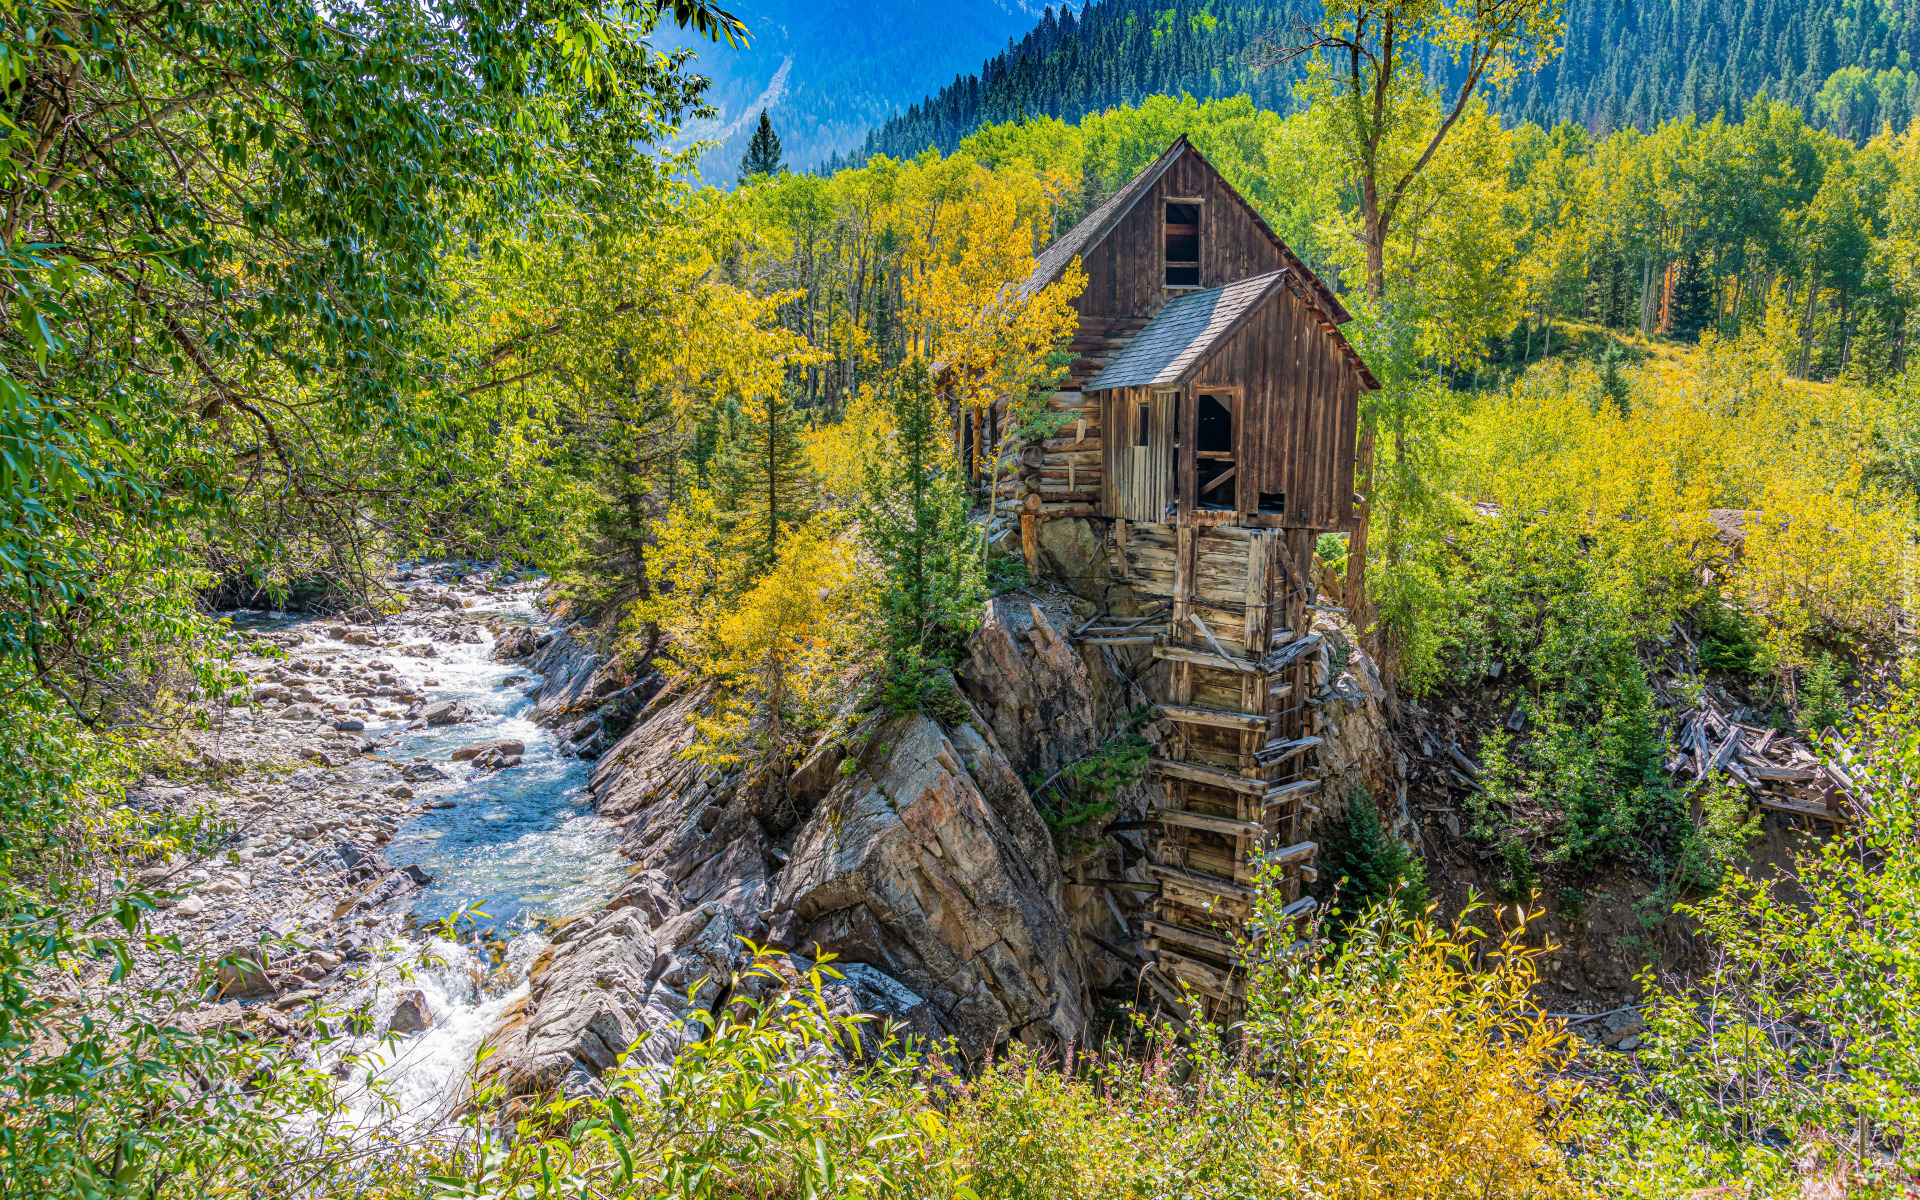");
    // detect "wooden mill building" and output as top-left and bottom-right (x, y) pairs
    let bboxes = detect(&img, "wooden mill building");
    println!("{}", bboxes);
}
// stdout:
(994, 137), (1378, 1020)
